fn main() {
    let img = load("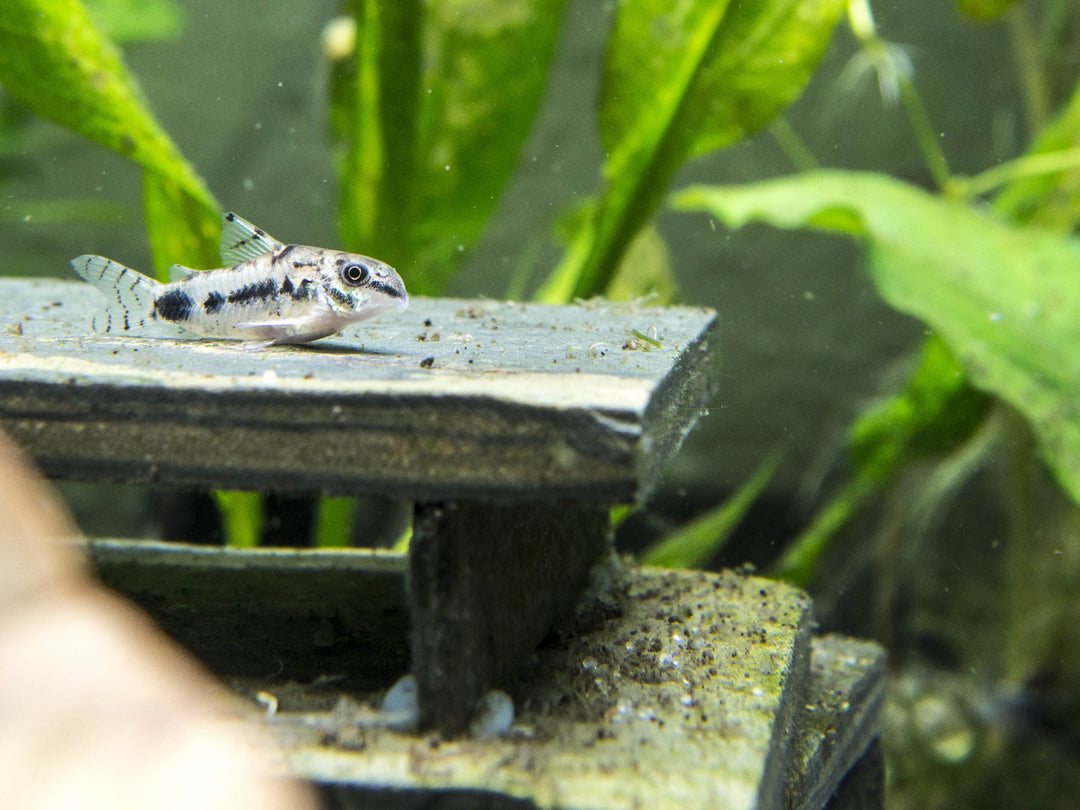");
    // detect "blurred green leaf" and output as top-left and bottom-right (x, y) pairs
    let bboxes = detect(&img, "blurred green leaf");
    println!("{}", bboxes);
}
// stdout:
(993, 79), (1080, 230)
(332, 0), (568, 295)
(956, 0), (1018, 22)
(641, 447), (784, 569)
(315, 496), (357, 548)
(536, 0), (844, 302)
(770, 337), (991, 585)
(674, 170), (1080, 506)
(214, 491), (264, 549)
(86, 0), (185, 43)
(605, 225), (679, 305)
(850, 336), (990, 483)
(0, 0), (219, 275)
